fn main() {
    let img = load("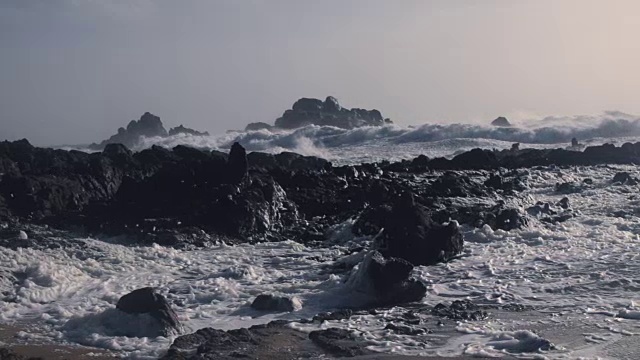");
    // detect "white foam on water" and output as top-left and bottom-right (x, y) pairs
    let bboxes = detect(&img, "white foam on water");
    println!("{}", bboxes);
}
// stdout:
(62, 111), (640, 166)
(2, 155), (640, 357)
(0, 240), (358, 358)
